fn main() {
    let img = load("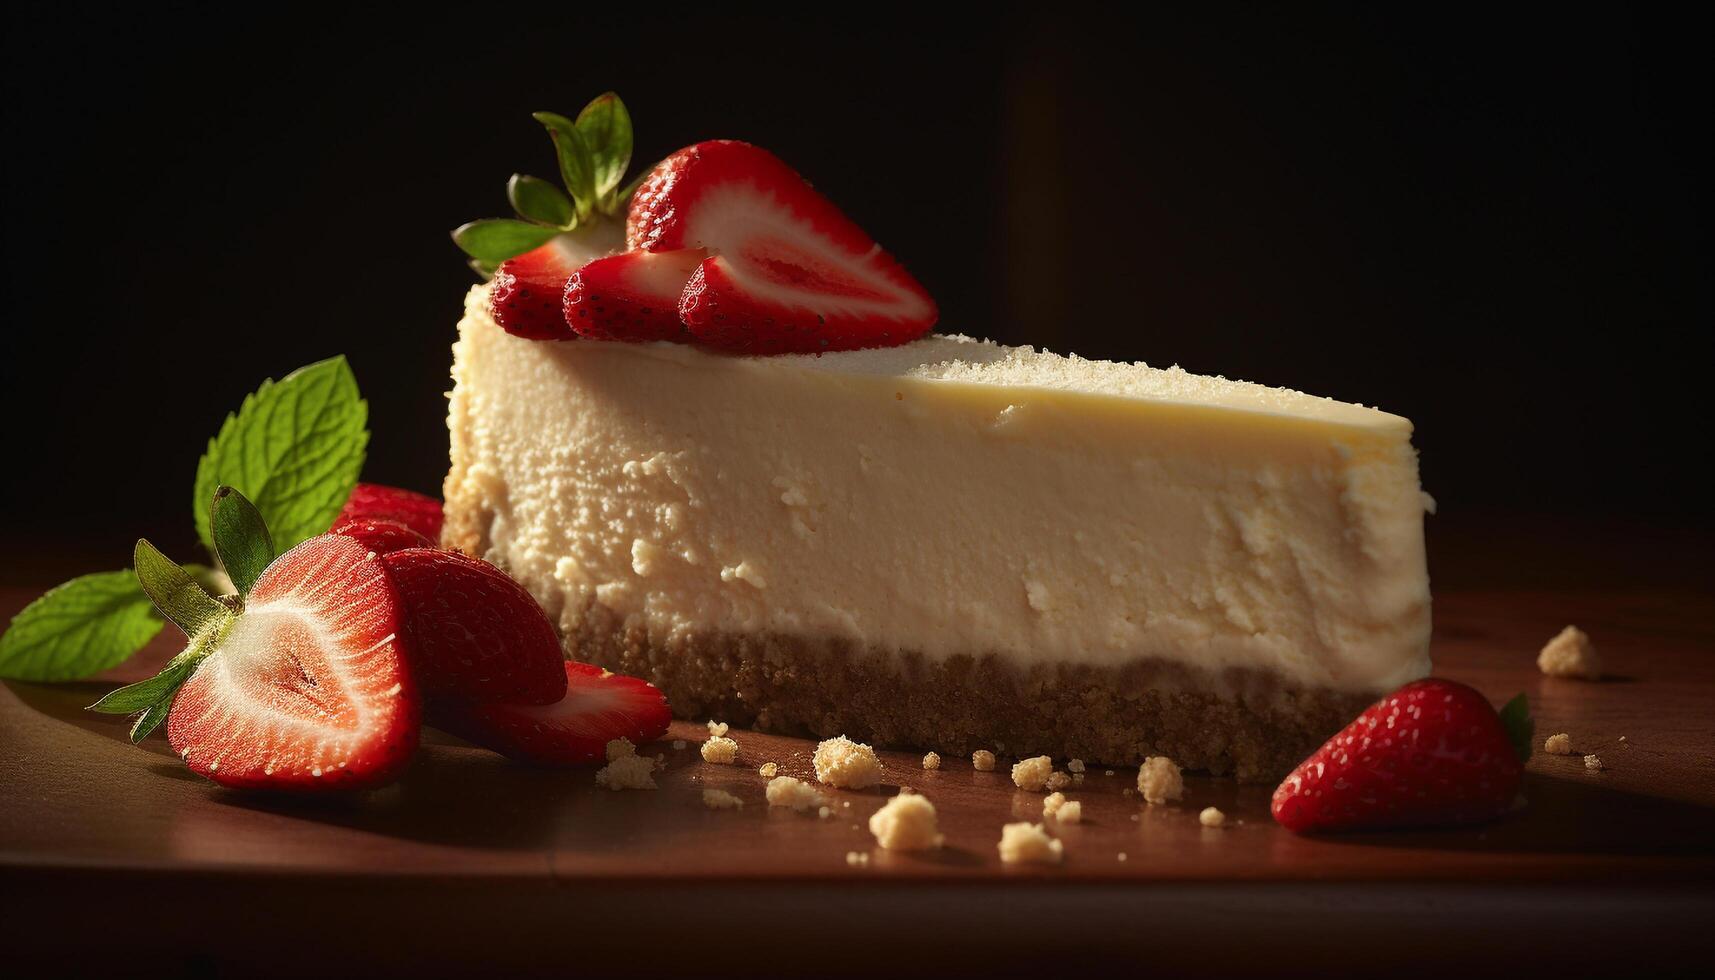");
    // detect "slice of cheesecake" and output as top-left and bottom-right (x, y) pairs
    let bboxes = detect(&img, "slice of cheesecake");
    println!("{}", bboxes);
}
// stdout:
(444, 284), (1431, 779)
